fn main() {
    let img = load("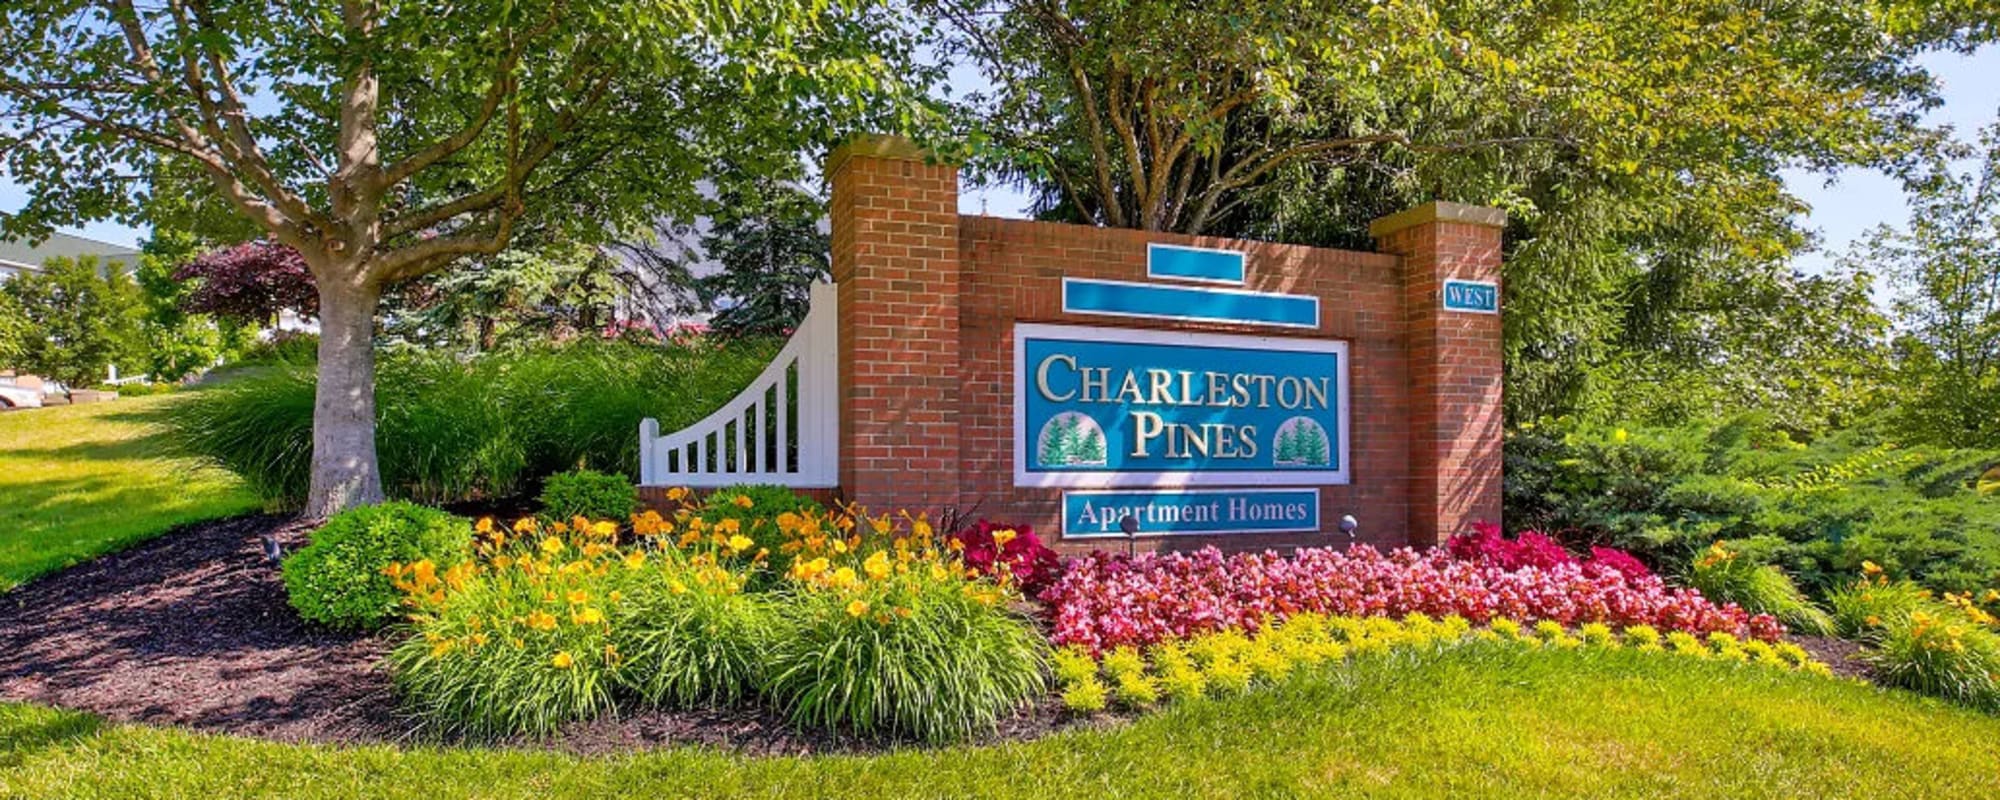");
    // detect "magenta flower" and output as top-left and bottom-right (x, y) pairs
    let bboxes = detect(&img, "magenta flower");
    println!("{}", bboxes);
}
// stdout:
(1041, 541), (1781, 653)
